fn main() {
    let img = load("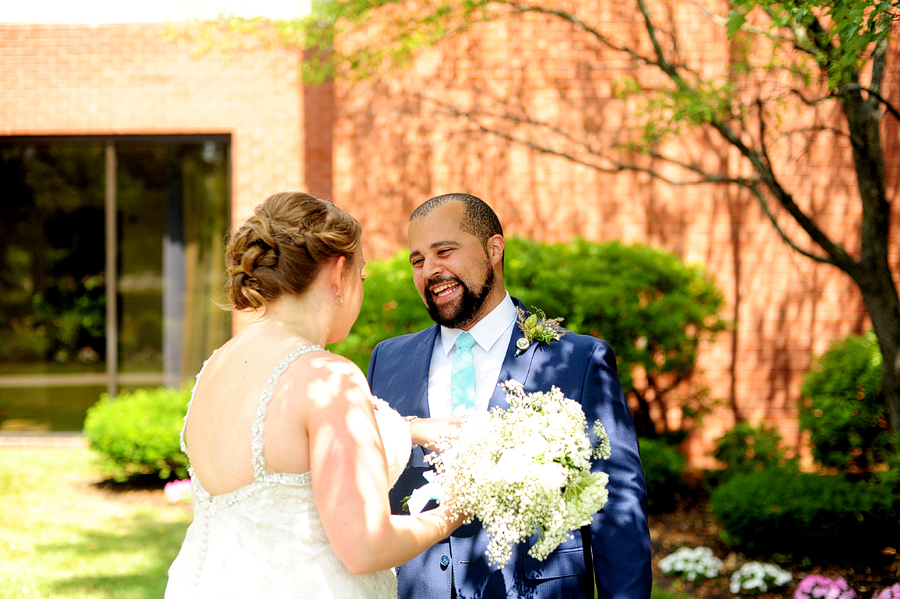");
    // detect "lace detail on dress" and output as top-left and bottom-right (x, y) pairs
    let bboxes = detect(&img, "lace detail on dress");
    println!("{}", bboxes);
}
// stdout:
(251, 345), (323, 479)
